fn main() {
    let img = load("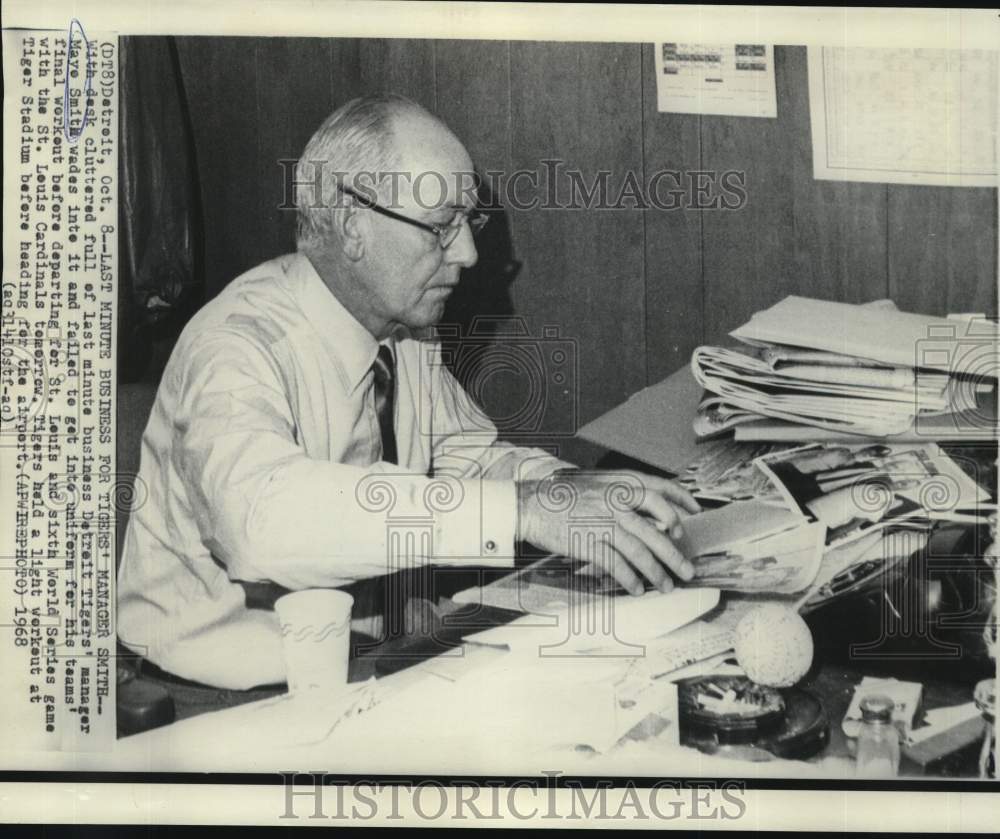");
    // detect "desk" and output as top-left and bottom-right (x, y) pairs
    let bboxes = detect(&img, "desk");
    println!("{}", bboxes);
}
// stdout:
(374, 591), (990, 777)
(575, 370), (997, 779)
(109, 581), (991, 780)
(111, 374), (995, 779)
